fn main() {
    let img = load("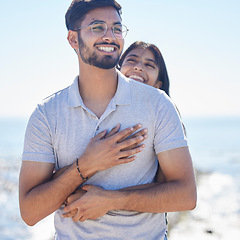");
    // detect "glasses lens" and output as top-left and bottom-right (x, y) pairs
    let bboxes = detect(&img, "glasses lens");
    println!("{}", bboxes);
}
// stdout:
(91, 23), (107, 37)
(90, 23), (128, 39)
(113, 24), (128, 39)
